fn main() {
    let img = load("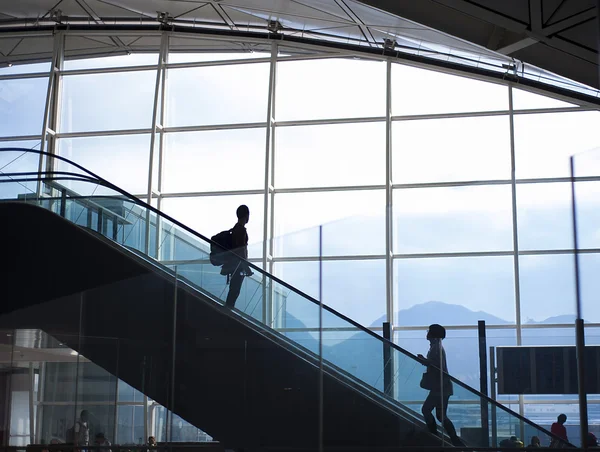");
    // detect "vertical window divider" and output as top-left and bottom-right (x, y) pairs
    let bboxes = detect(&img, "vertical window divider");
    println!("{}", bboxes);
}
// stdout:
(509, 84), (526, 438)
(263, 42), (278, 326)
(385, 60), (394, 331)
(509, 84), (522, 345)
